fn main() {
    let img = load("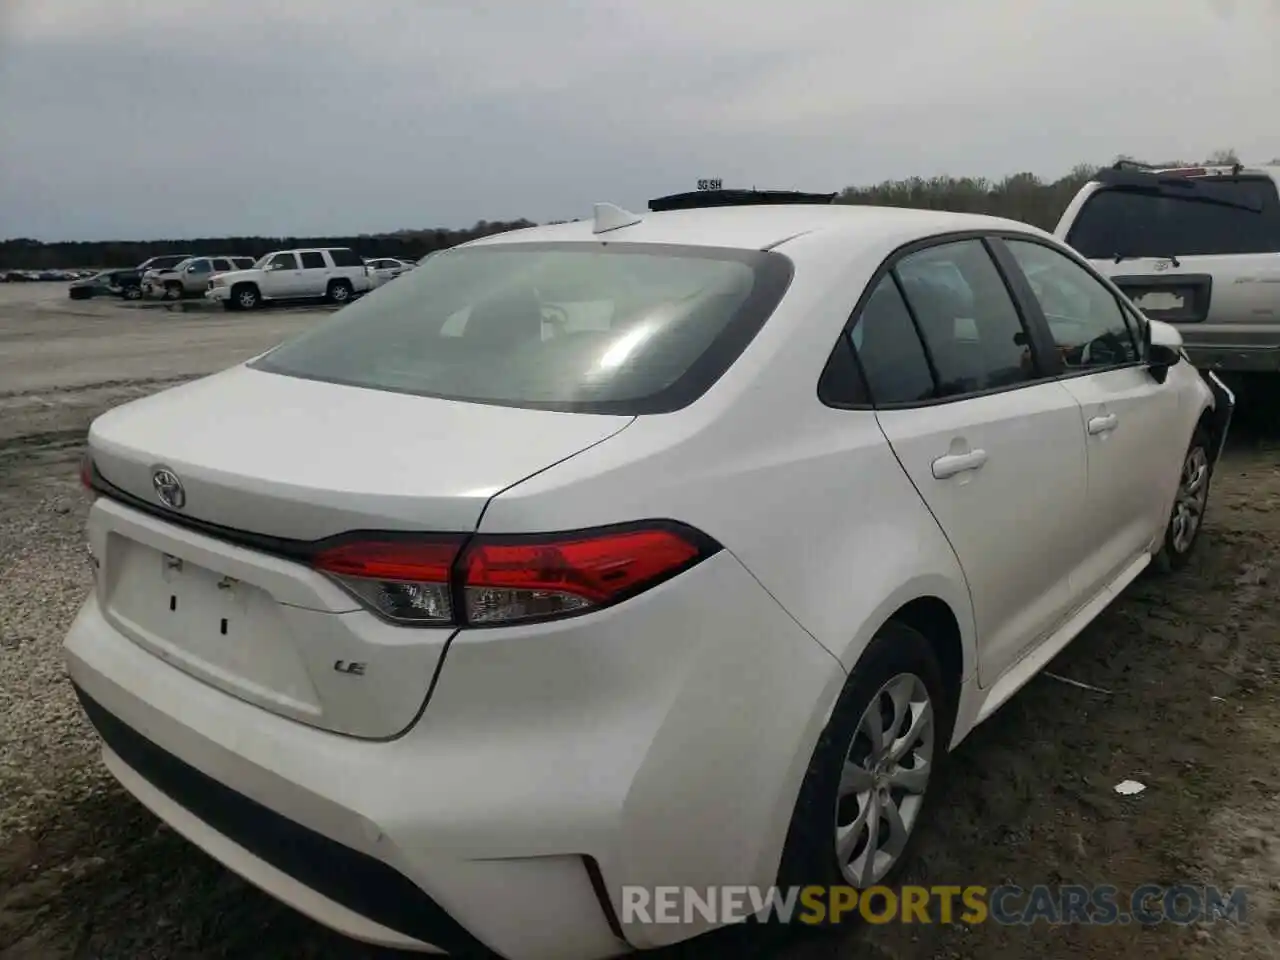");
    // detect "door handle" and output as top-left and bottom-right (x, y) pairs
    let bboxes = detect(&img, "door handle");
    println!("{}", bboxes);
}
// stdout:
(1087, 413), (1118, 435)
(932, 448), (988, 479)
